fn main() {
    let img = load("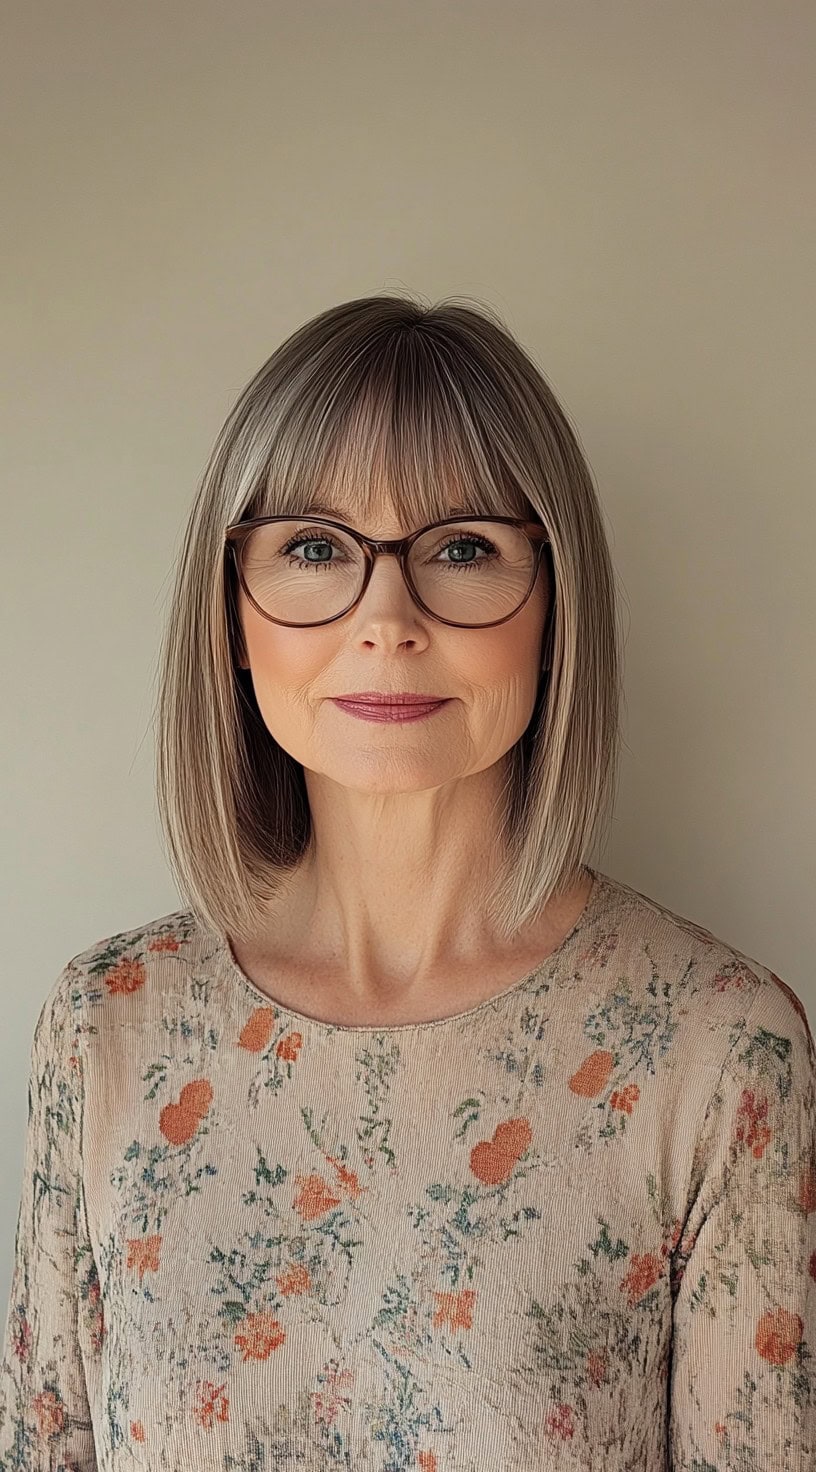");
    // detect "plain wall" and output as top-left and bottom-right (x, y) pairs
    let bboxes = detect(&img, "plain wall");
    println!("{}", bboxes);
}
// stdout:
(1, 0), (814, 1309)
